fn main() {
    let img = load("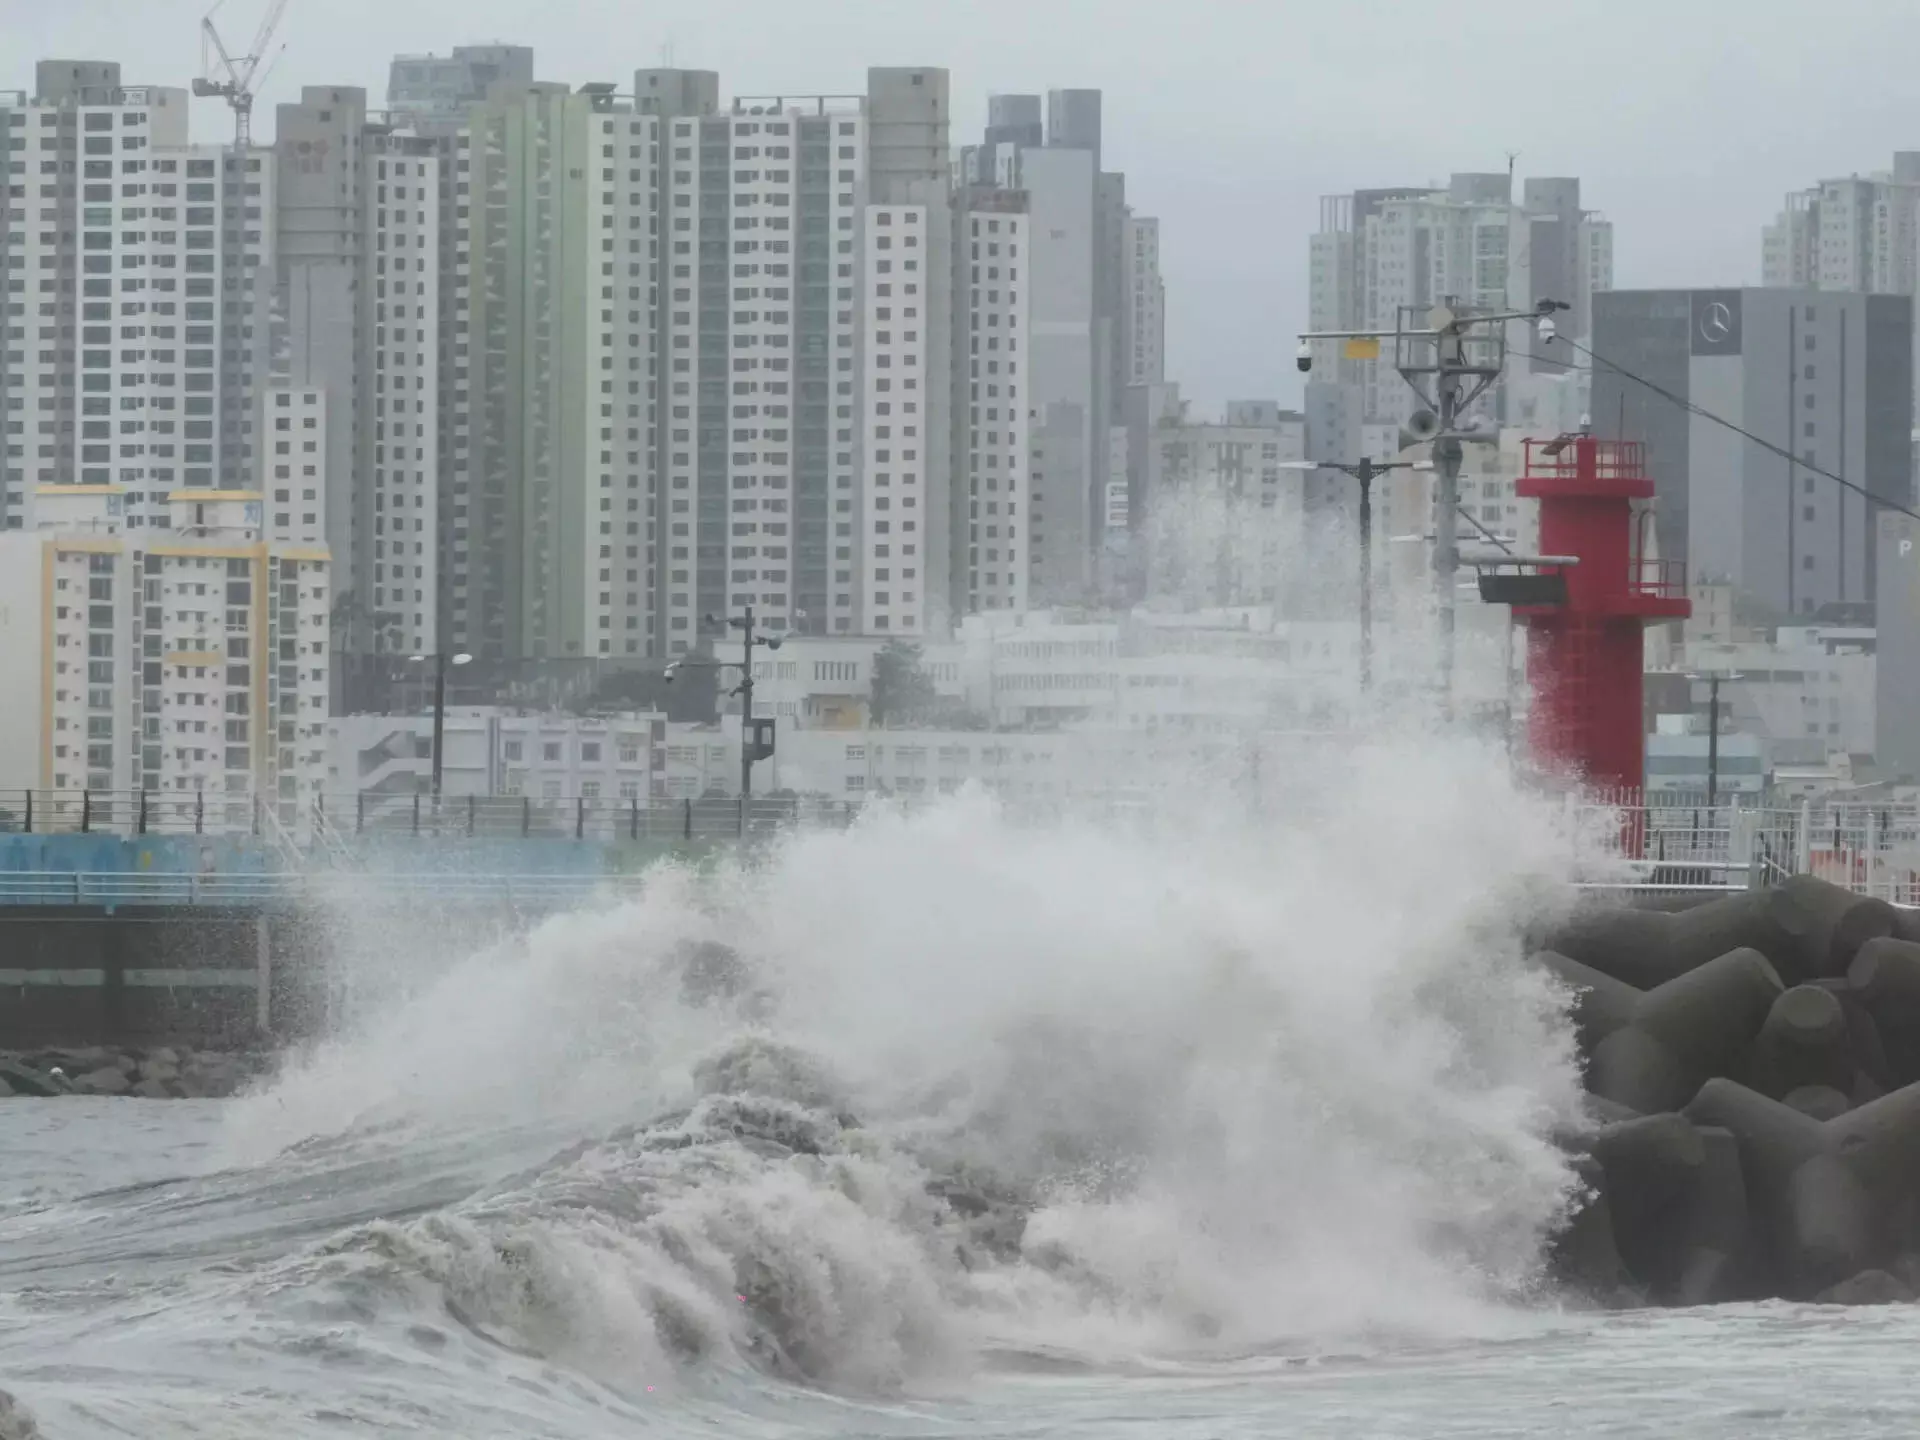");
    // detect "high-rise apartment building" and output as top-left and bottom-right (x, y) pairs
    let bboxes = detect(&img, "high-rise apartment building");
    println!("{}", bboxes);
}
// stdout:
(455, 81), (660, 661)
(268, 56), (1033, 677)
(1139, 402), (1308, 609)
(276, 85), (446, 659)
(956, 187), (1030, 616)
(2, 61), (274, 534)
(1123, 214), (1164, 387)
(0, 484), (330, 817)
(1308, 173), (1612, 428)
(387, 46), (535, 134)
(1595, 288), (1914, 622)
(959, 88), (1157, 609)
(1762, 158), (1920, 425)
